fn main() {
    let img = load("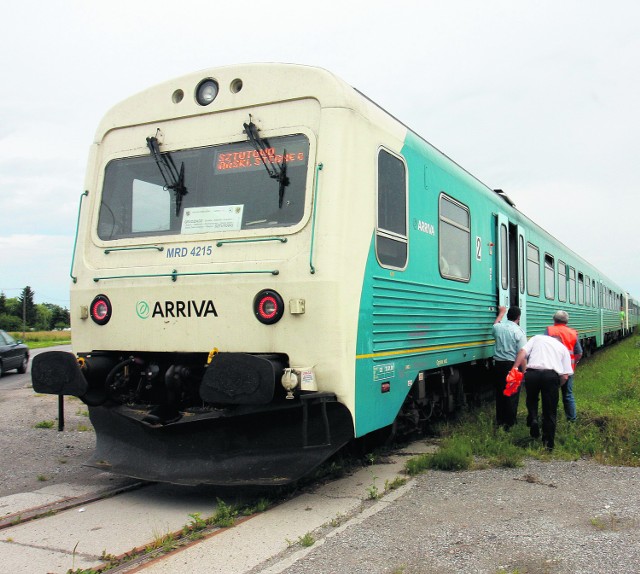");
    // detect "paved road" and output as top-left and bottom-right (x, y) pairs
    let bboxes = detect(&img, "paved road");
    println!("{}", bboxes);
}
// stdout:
(0, 344), (72, 391)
